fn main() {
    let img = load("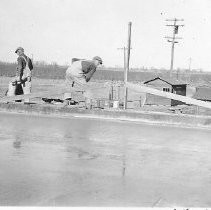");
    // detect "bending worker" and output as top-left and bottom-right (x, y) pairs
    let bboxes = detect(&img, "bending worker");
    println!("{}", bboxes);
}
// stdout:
(64, 56), (103, 107)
